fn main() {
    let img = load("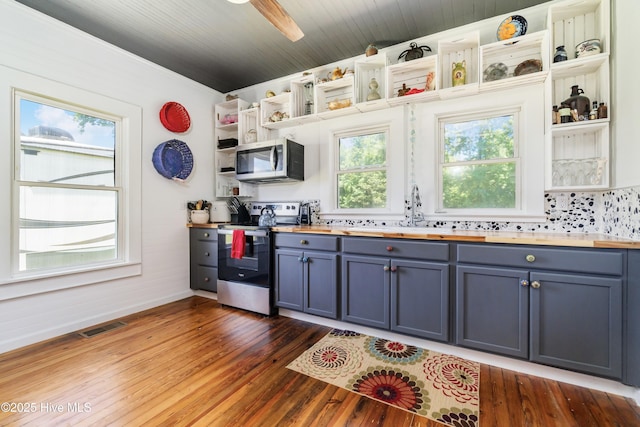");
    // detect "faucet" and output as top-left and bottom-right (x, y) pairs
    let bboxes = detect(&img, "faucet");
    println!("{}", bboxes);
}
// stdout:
(409, 184), (424, 226)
